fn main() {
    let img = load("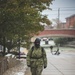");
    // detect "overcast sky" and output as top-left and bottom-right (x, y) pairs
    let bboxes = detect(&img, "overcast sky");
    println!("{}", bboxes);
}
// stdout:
(42, 0), (75, 22)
